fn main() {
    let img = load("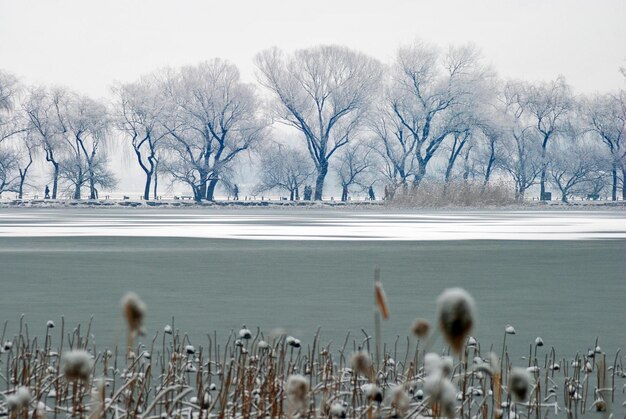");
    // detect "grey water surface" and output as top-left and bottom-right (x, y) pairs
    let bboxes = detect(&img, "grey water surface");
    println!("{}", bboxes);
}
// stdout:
(0, 208), (624, 362)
